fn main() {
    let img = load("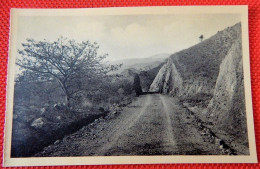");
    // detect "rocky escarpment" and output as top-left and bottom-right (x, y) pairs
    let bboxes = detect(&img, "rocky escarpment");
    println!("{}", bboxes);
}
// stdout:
(206, 34), (247, 140)
(149, 23), (248, 143)
(149, 58), (183, 94)
(150, 23), (242, 100)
